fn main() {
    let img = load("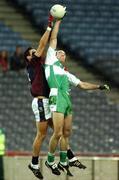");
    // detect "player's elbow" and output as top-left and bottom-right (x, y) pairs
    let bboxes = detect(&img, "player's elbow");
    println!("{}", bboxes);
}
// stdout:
(78, 81), (86, 89)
